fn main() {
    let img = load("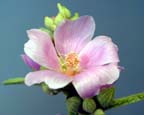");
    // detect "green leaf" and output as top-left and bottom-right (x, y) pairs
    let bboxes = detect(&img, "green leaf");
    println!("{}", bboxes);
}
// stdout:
(66, 96), (82, 115)
(2, 77), (24, 85)
(82, 98), (96, 113)
(106, 92), (144, 110)
(94, 109), (105, 115)
(97, 86), (115, 108)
